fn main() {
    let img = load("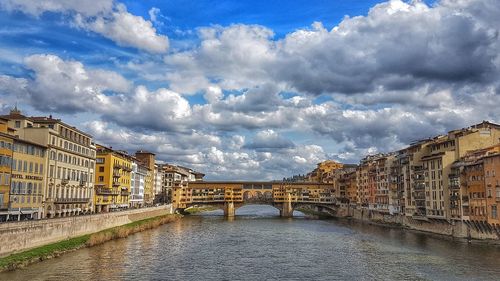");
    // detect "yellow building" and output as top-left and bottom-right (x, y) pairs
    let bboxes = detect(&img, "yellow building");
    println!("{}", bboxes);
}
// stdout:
(95, 145), (132, 212)
(9, 138), (47, 220)
(0, 118), (14, 221)
(307, 160), (344, 182)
